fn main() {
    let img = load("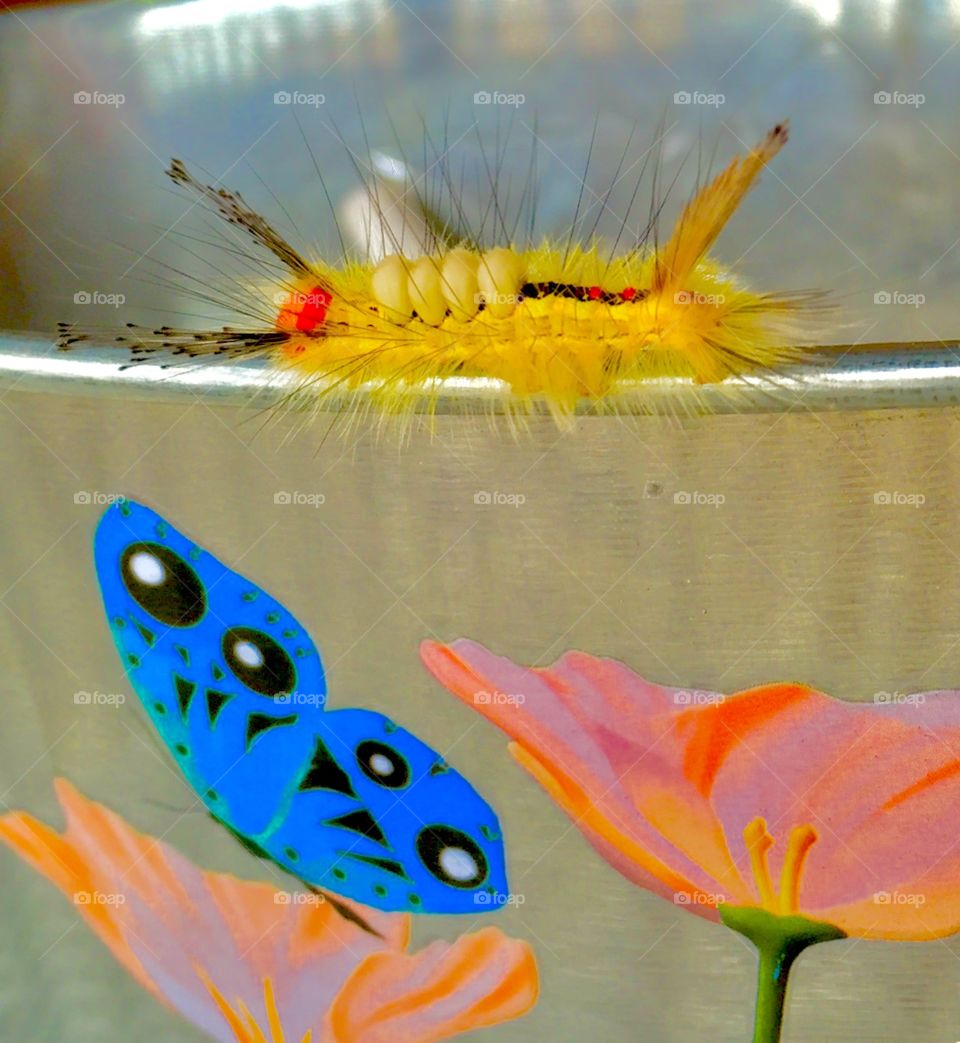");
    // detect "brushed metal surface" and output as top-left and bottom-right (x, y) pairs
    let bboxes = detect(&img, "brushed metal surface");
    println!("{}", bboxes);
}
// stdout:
(10, 332), (960, 412)
(4, 0), (960, 1040)
(3, 394), (960, 1041)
